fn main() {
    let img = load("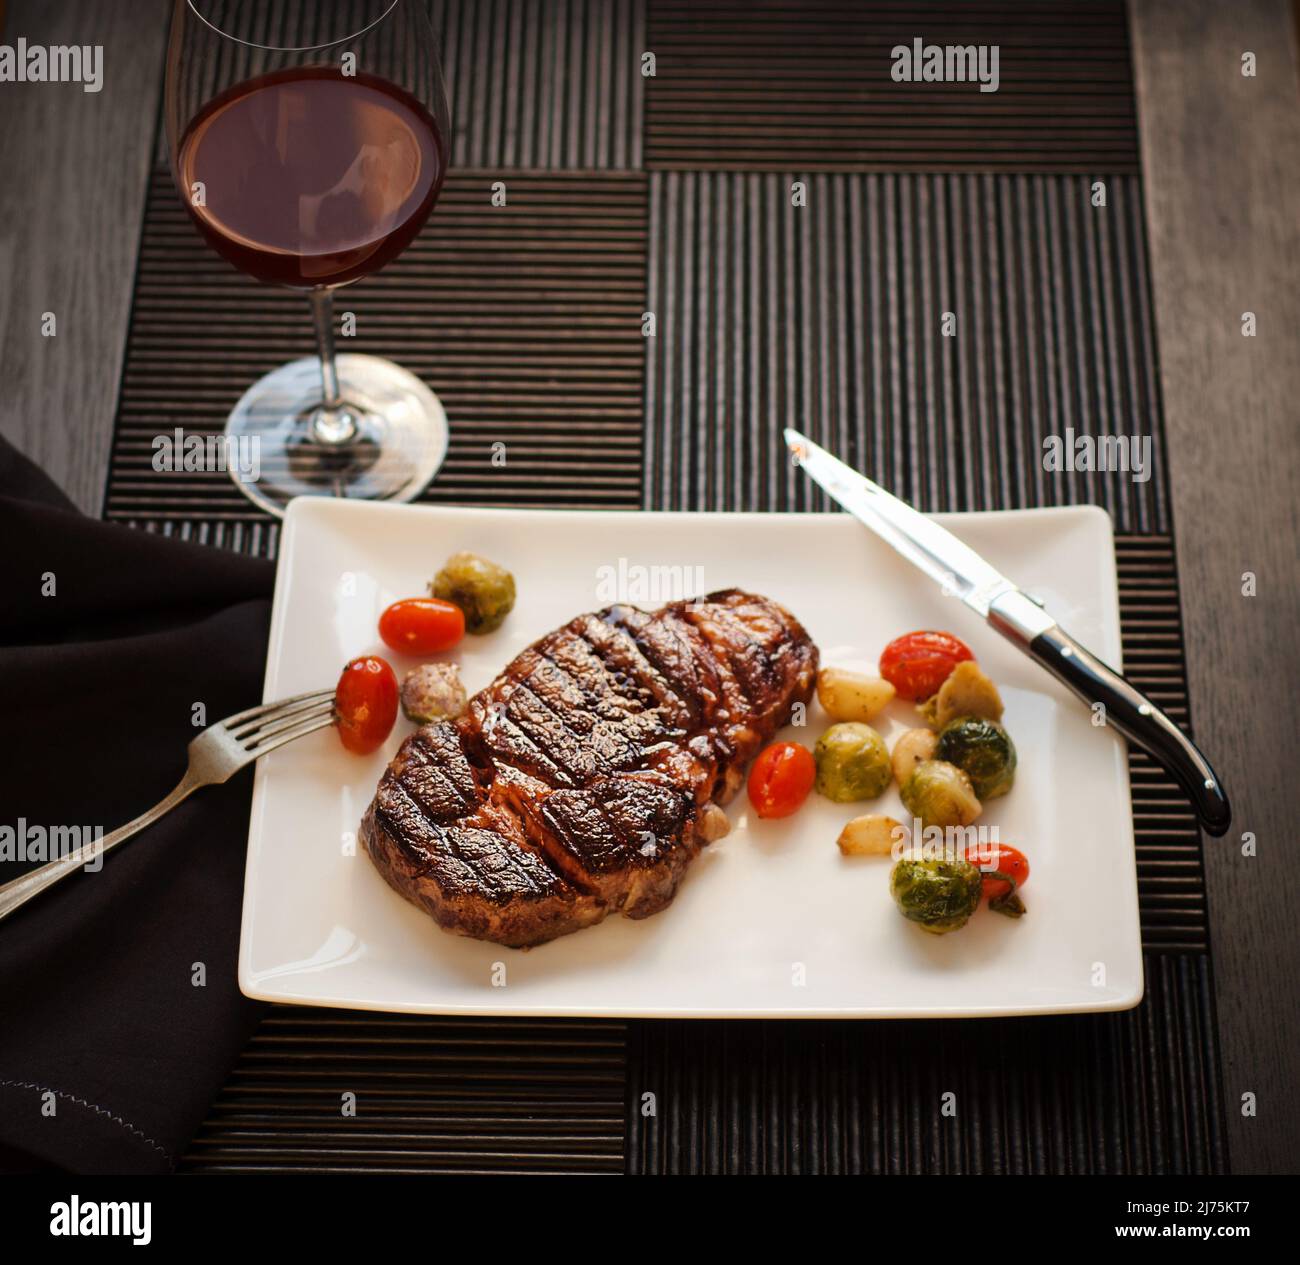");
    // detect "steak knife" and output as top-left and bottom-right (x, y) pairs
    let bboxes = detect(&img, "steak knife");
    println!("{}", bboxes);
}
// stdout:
(785, 429), (1231, 836)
